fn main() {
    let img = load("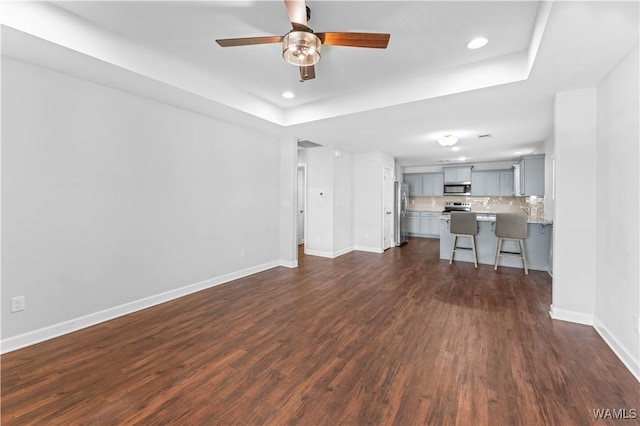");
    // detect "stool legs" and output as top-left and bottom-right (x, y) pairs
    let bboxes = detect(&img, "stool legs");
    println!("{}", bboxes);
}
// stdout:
(449, 235), (457, 265)
(519, 239), (529, 275)
(450, 234), (478, 268)
(470, 235), (478, 268)
(494, 238), (502, 270)
(494, 237), (528, 275)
